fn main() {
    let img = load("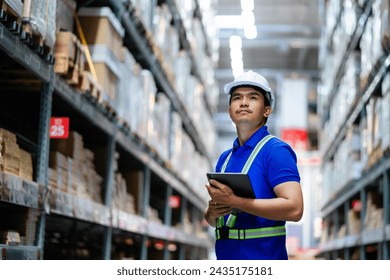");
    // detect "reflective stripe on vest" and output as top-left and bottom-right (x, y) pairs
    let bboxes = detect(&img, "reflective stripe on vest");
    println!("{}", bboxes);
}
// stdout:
(216, 134), (285, 240)
(216, 225), (286, 240)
